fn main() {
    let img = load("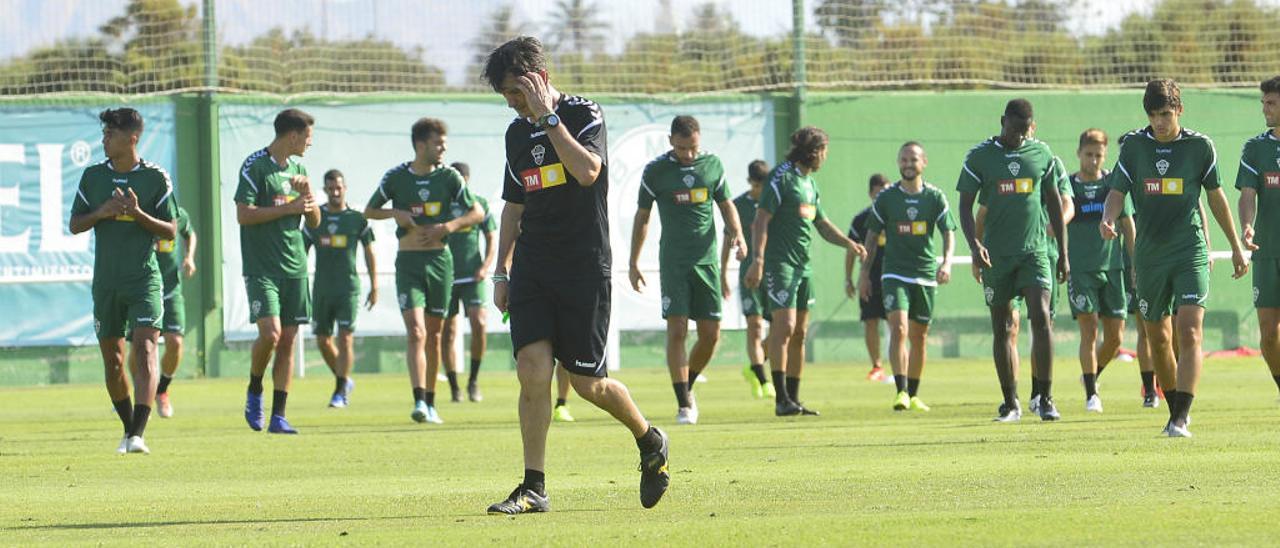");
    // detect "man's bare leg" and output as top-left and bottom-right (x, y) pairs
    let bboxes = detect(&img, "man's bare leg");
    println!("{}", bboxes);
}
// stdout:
(1257, 308), (1280, 396)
